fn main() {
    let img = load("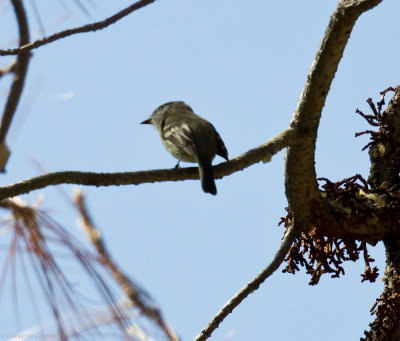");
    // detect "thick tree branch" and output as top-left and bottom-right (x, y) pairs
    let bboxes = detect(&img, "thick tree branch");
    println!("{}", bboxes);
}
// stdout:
(0, 0), (158, 56)
(196, 0), (383, 340)
(0, 0), (31, 169)
(285, 0), (382, 230)
(0, 129), (293, 200)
